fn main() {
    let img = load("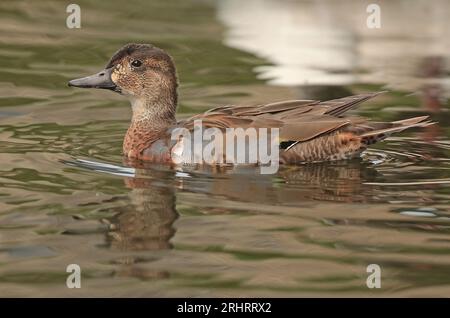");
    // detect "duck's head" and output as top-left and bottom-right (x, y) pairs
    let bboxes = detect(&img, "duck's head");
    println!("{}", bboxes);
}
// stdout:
(69, 43), (178, 114)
